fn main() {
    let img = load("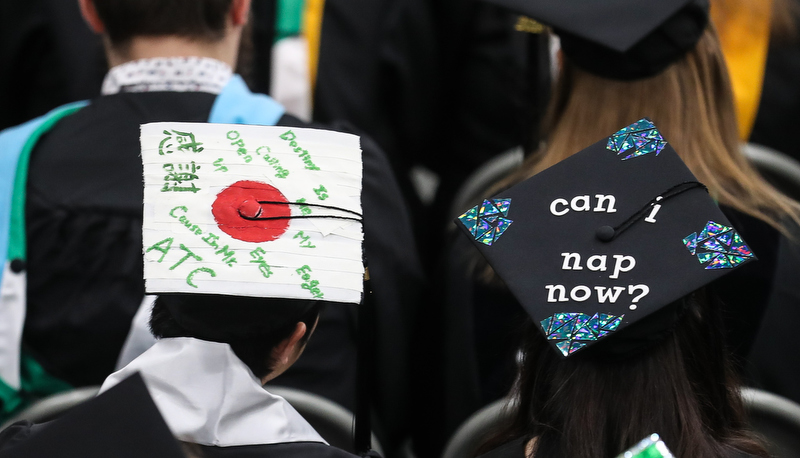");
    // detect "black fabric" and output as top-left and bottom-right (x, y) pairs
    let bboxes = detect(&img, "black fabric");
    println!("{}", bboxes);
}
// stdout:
(476, 437), (527, 458)
(0, 0), (104, 131)
(25, 92), (217, 387)
(0, 374), (185, 458)
(748, 231), (800, 405)
(557, 0), (709, 80)
(484, 0), (708, 80)
(713, 208), (781, 367)
(198, 441), (360, 458)
(750, 36), (800, 161)
(21, 91), (422, 446)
